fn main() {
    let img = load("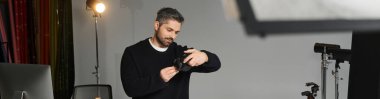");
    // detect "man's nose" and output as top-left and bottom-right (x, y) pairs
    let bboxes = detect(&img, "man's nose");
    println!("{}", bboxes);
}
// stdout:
(171, 32), (177, 40)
